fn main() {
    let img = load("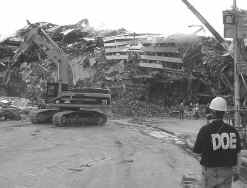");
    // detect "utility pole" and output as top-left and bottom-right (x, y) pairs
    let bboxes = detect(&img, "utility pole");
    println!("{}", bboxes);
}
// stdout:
(233, 0), (241, 127)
